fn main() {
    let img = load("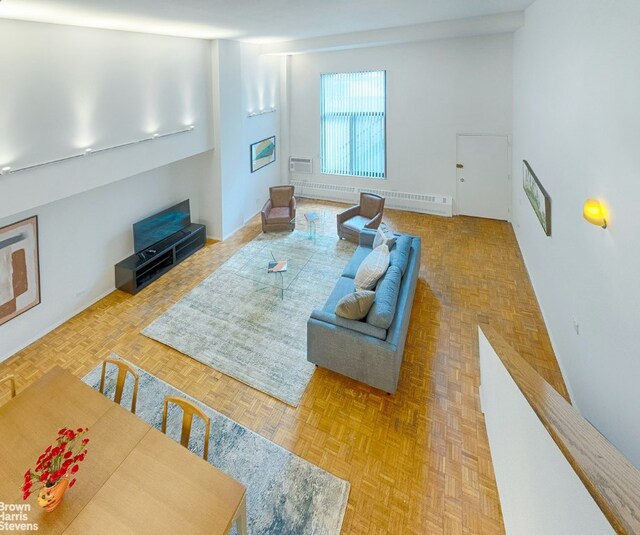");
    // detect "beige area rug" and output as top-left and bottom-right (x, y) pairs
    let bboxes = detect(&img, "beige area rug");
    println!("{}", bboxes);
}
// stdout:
(142, 230), (356, 406)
